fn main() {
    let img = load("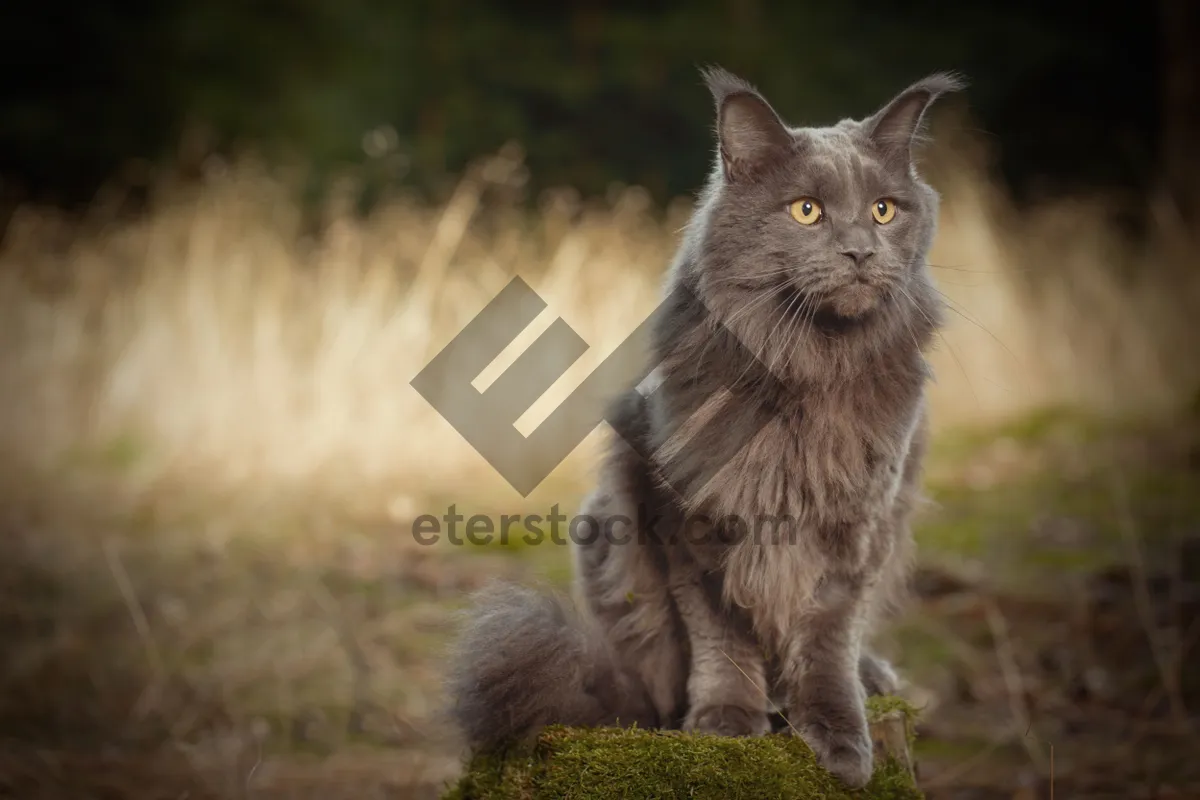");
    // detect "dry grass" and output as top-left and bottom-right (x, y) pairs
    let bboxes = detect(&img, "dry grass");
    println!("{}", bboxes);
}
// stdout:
(1, 129), (1198, 515)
